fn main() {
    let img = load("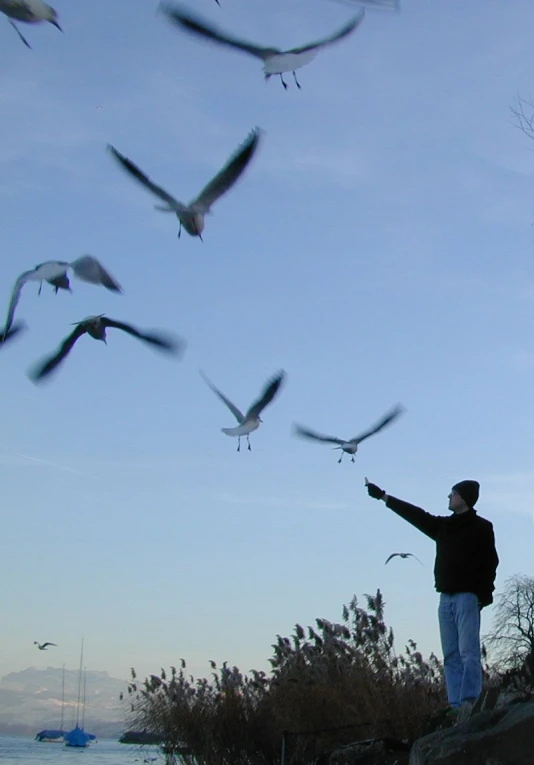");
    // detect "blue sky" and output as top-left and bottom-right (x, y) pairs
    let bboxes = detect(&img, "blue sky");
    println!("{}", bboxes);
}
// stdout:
(2, 0), (534, 688)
